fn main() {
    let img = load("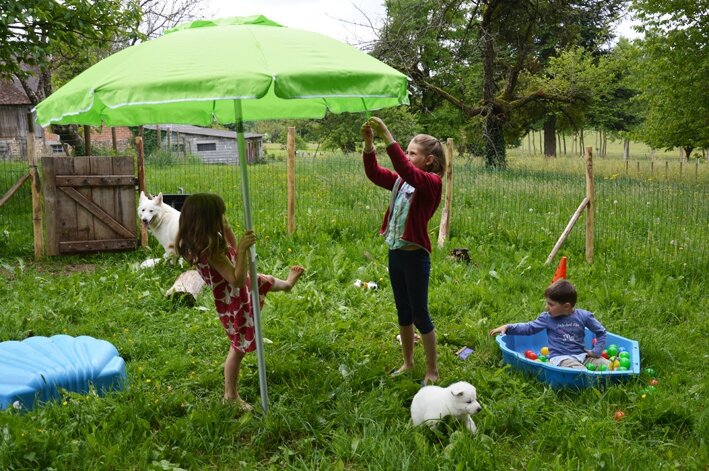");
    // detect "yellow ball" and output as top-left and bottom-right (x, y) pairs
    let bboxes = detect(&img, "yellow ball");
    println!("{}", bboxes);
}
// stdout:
(540, 346), (549, 356)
